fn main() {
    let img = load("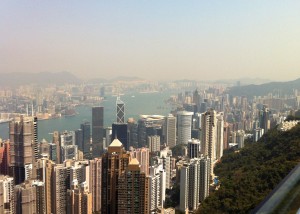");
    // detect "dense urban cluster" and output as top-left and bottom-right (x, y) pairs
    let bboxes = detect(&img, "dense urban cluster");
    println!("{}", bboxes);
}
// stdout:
(0, 79), (300, 213)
